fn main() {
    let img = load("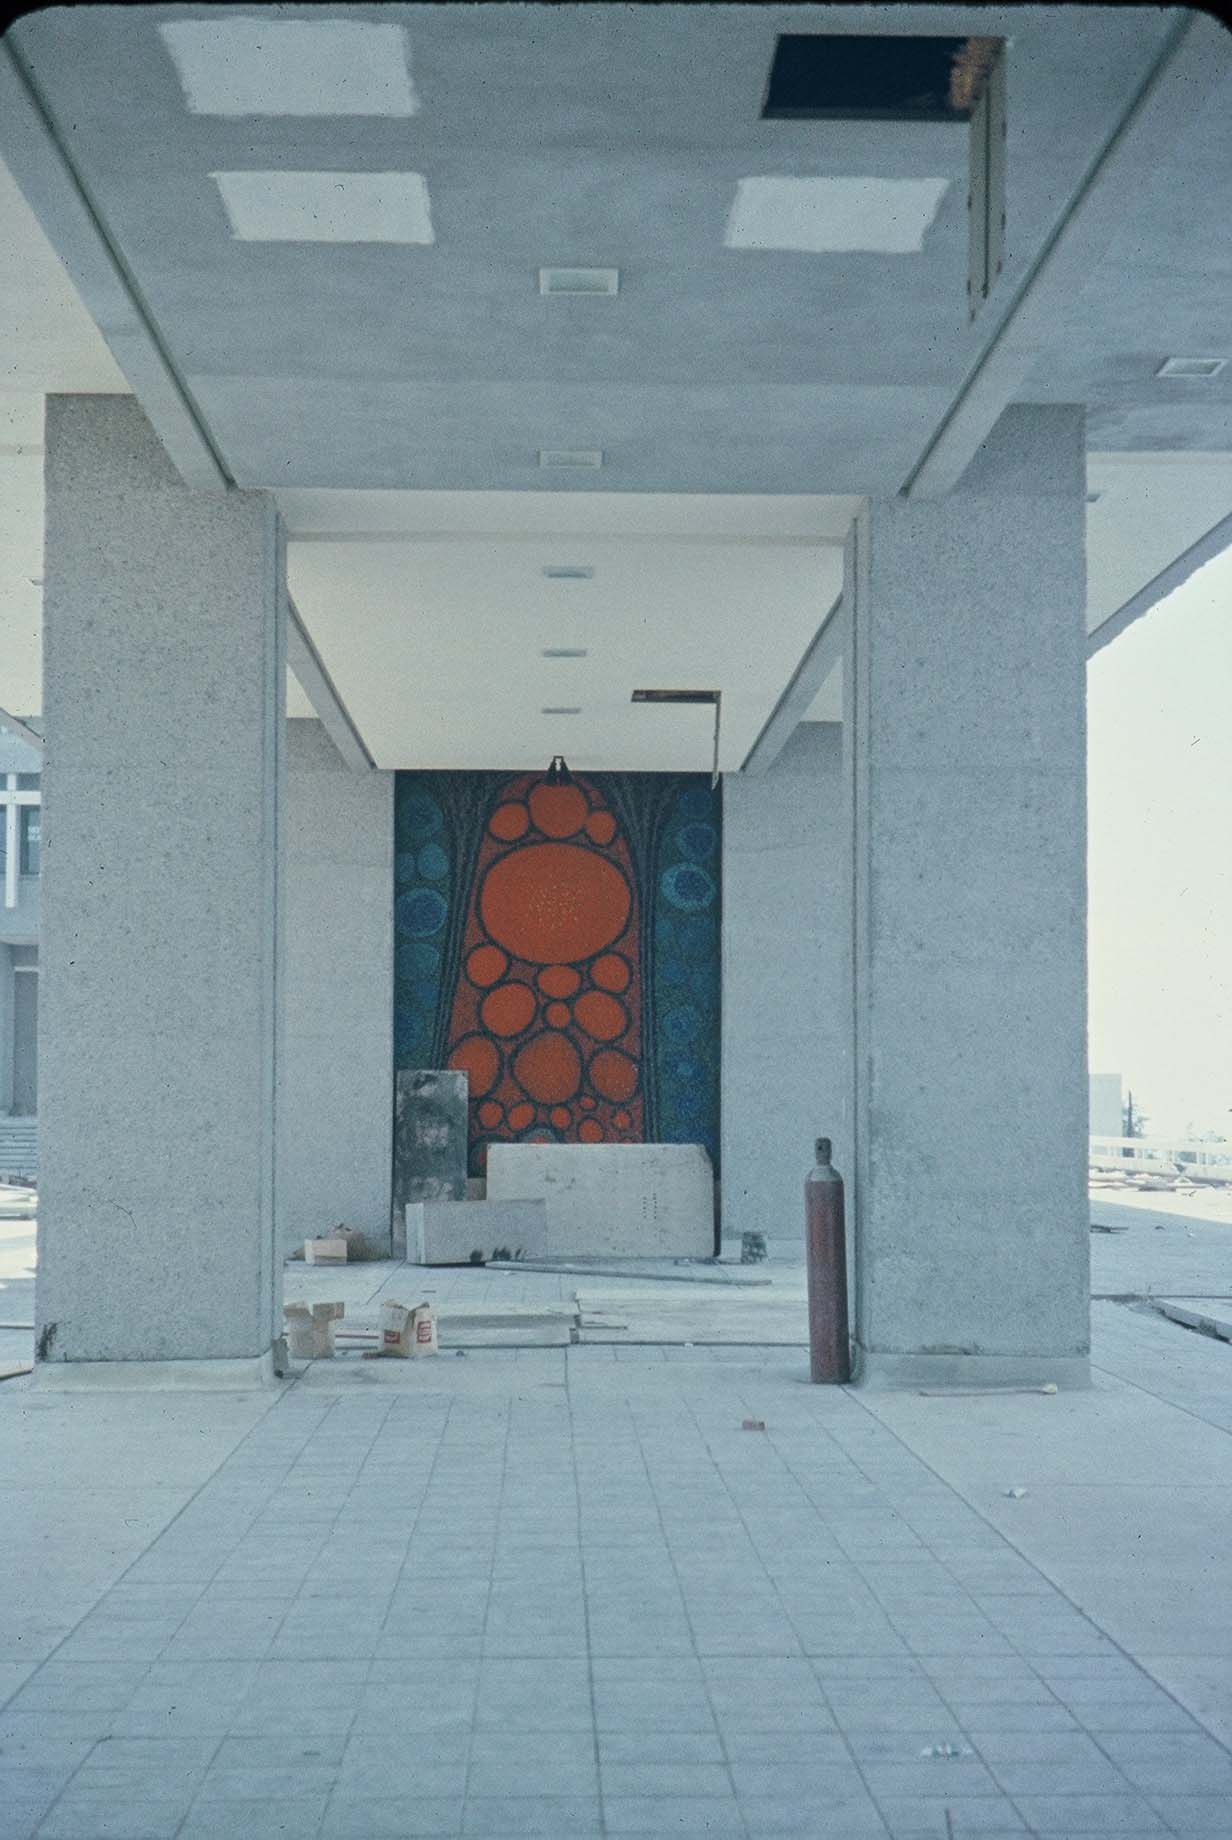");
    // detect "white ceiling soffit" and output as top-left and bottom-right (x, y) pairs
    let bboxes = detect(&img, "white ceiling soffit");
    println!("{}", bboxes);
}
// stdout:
(0, 153), (127, 396)
(288, 532), (847, 774)
(1086, 454), (1232, 634)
